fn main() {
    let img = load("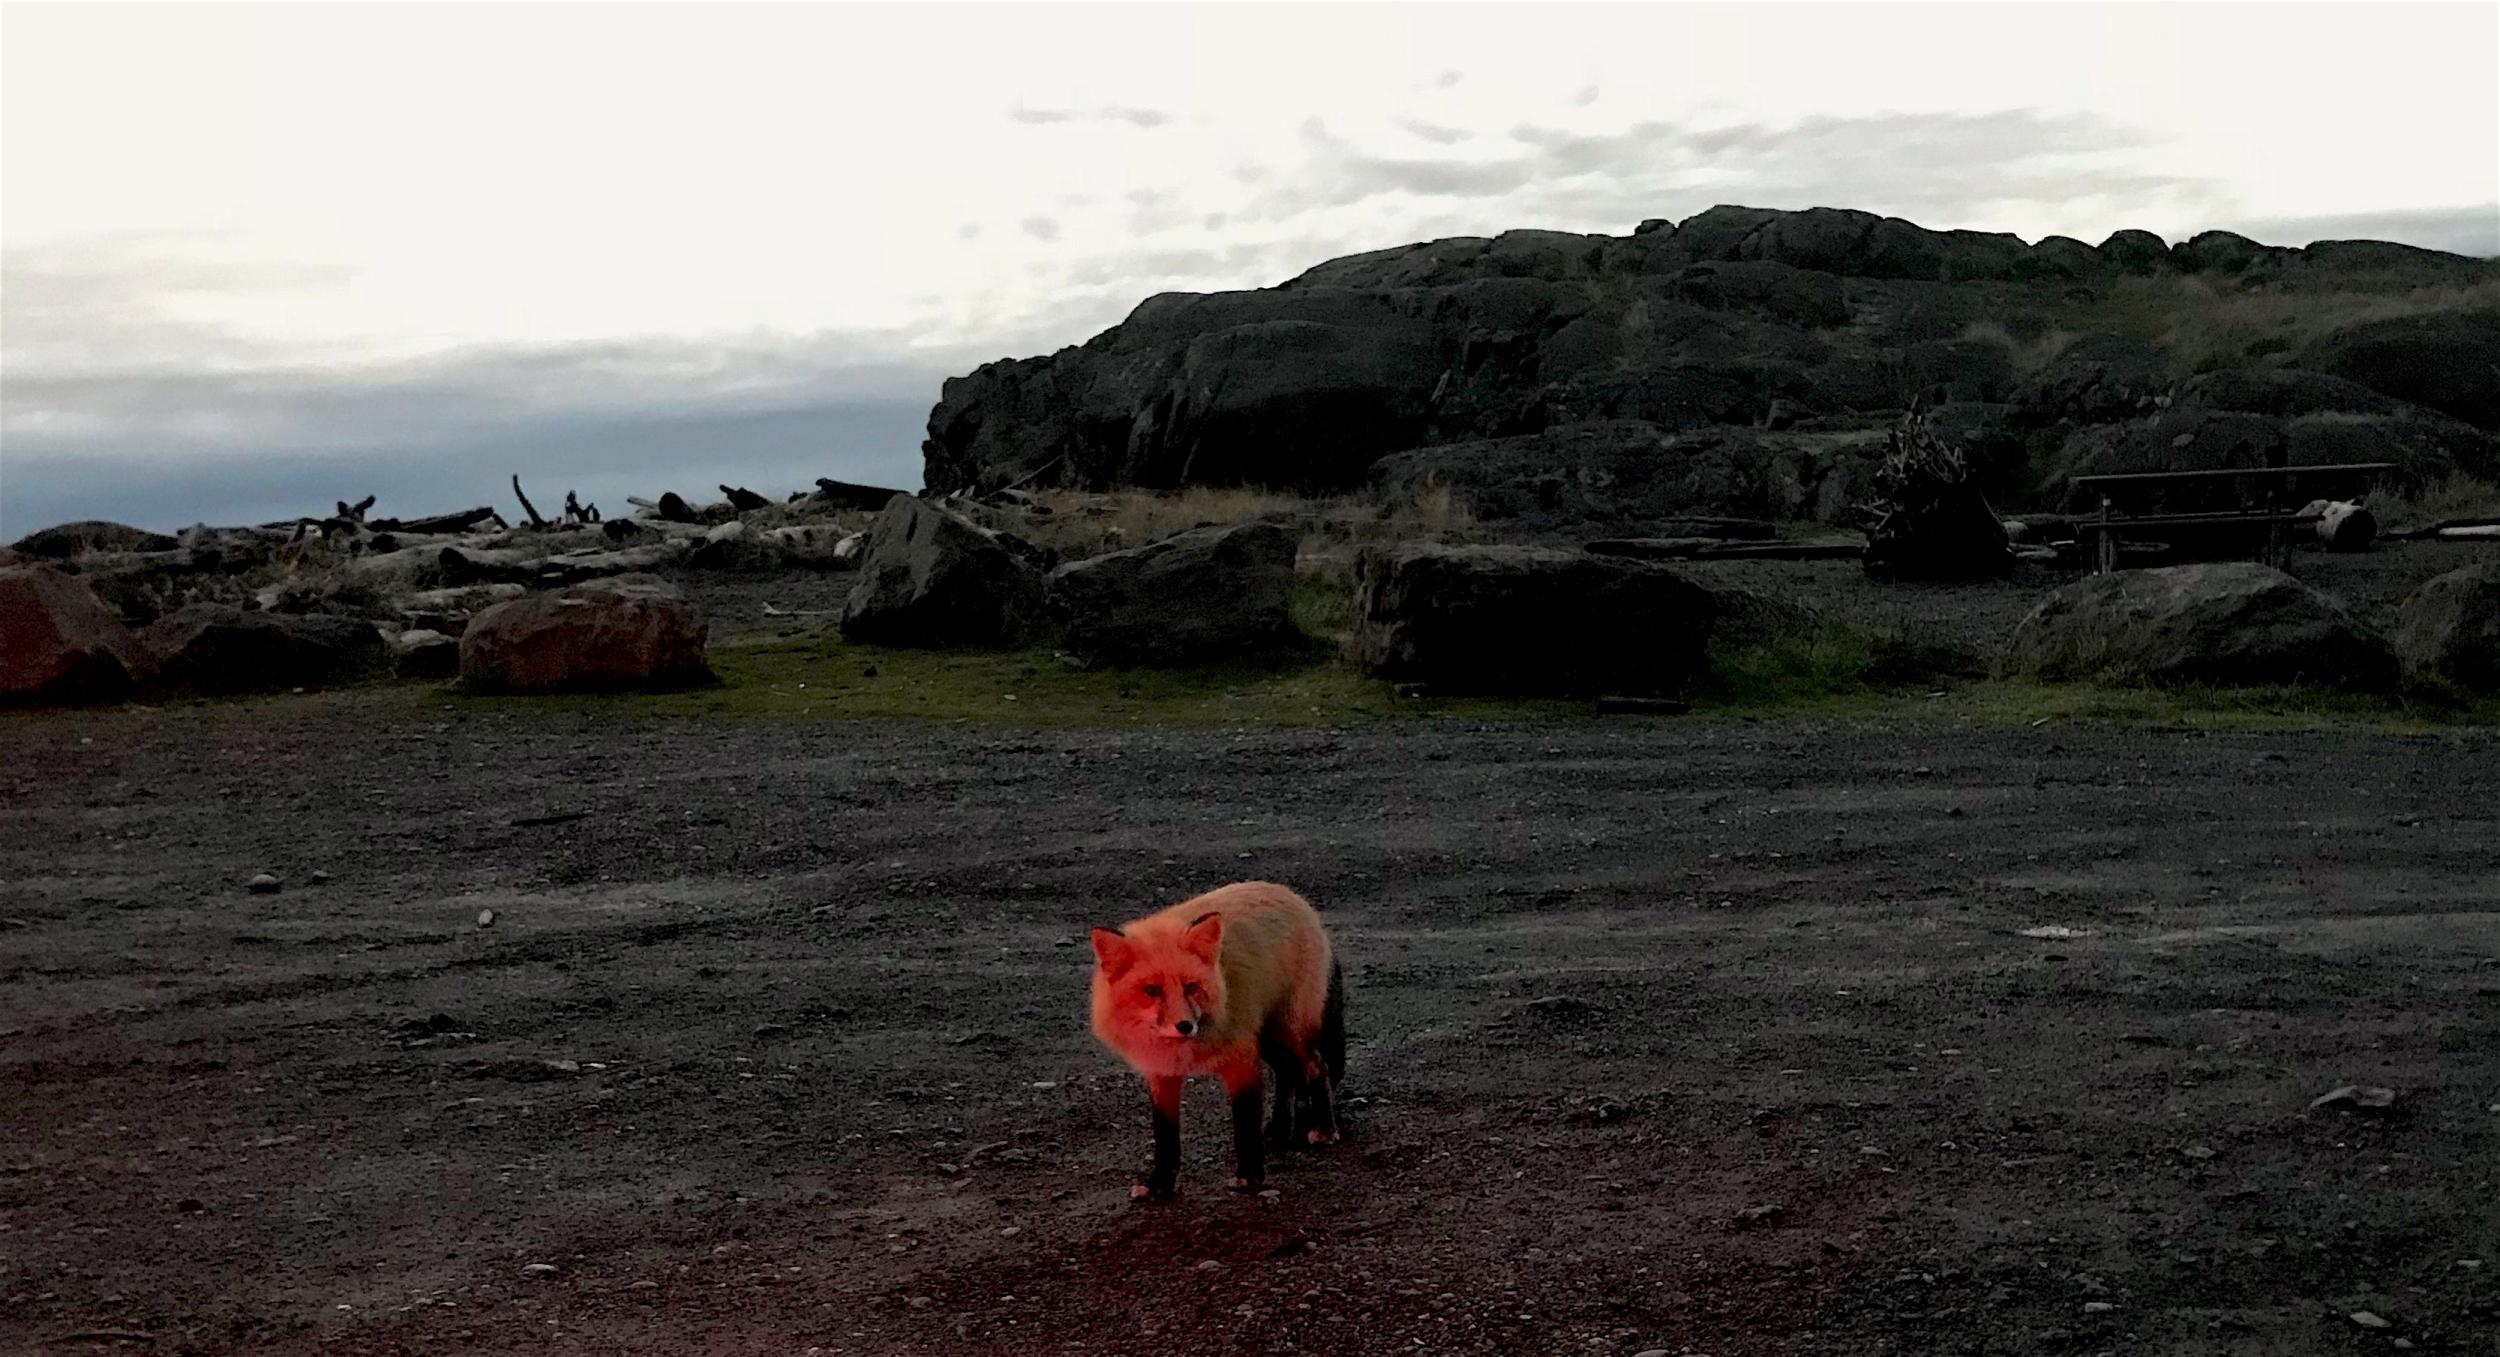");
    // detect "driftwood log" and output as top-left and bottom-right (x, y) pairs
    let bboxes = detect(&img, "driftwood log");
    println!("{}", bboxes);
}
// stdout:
(720, 485), (771, 513)
(812, 478), (907, 512)
(372, 506), (501, 535)
(512, 475), (550, 529)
